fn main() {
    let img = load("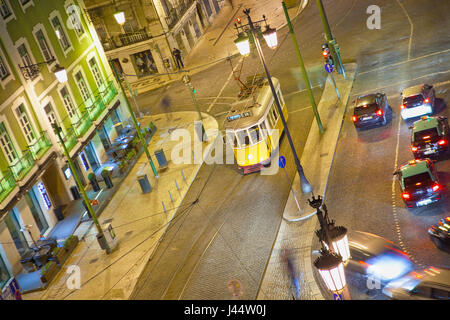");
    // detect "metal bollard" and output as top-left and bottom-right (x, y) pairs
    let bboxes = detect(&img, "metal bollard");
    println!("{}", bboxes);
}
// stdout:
(162, 201), (167, 213)
(175, 179), (180, 191)
(181, 170), (186, 182)
(168, 190), (174, 202)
